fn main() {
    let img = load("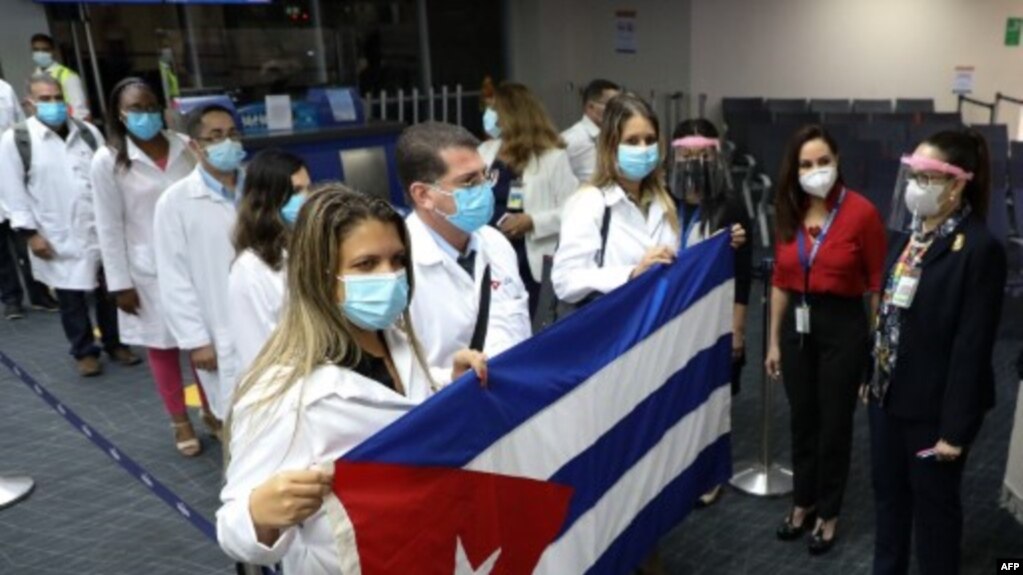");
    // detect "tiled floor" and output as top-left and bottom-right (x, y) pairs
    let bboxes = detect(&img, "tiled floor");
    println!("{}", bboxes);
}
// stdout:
(0, 283), (1021, 574)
